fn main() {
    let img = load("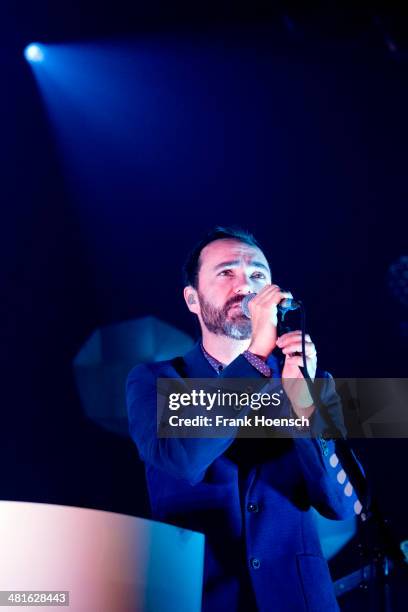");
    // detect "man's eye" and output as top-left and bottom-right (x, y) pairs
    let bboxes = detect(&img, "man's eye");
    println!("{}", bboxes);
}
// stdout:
(218, 270), (233, 276)
(251, 272), (266, 279)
